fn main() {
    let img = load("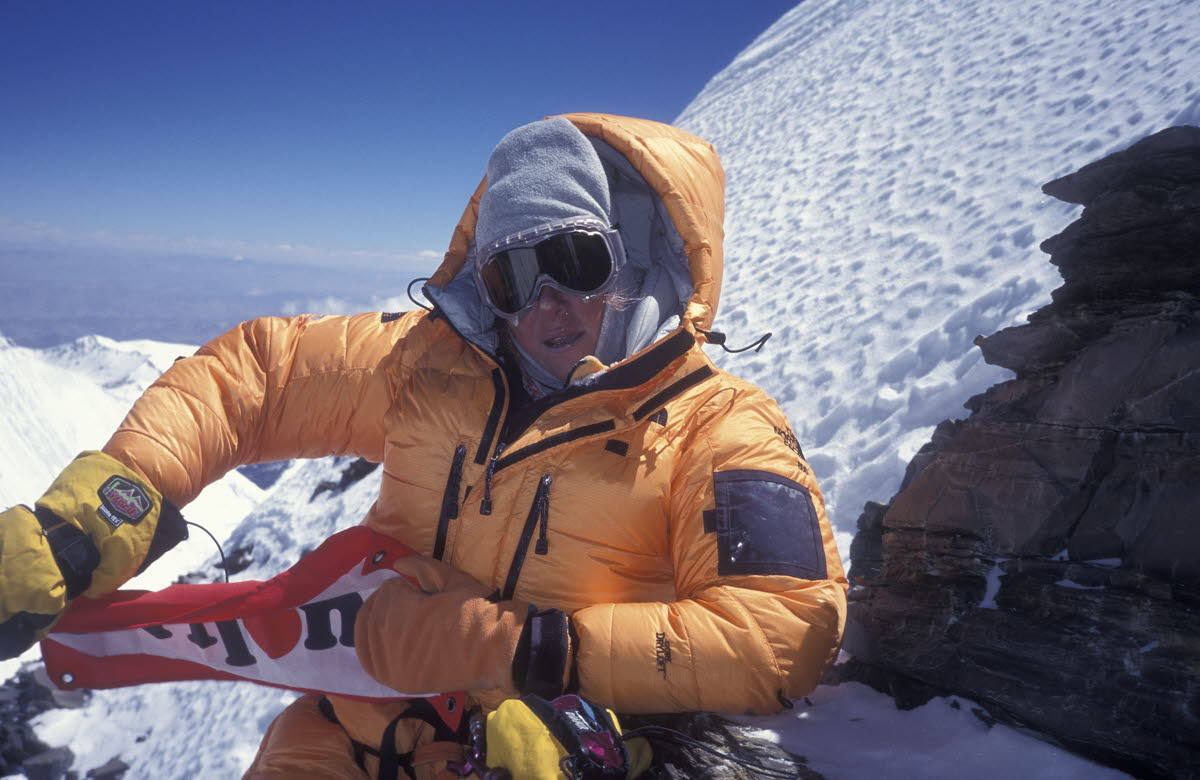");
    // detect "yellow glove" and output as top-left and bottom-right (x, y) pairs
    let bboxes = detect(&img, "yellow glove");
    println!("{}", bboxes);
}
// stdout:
(484, 695), (651, 779)
(0, 504), (82, 658)
(0, 451), (187, 658)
